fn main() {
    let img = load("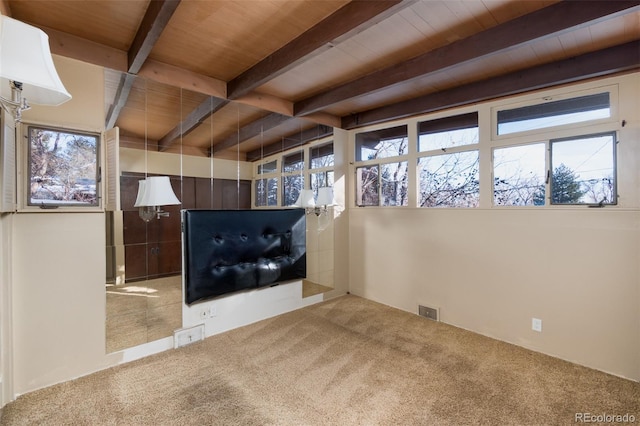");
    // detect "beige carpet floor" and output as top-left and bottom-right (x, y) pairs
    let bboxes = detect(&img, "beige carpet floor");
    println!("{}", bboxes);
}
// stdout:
(2, 295), (638, 425)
